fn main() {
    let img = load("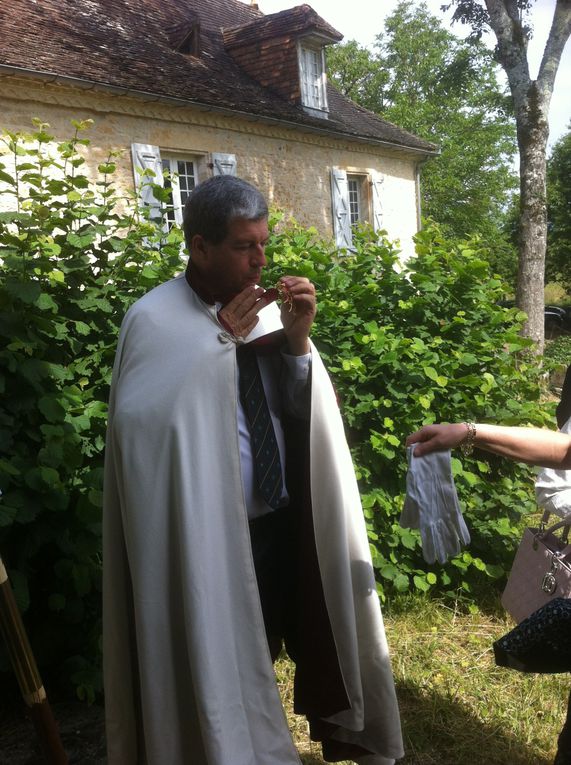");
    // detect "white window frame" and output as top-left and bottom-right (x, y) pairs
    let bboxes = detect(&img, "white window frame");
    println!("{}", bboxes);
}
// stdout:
(161, 156), (198, 229)
(347, 175), (364, 226)
(298, 42), (328, 115)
